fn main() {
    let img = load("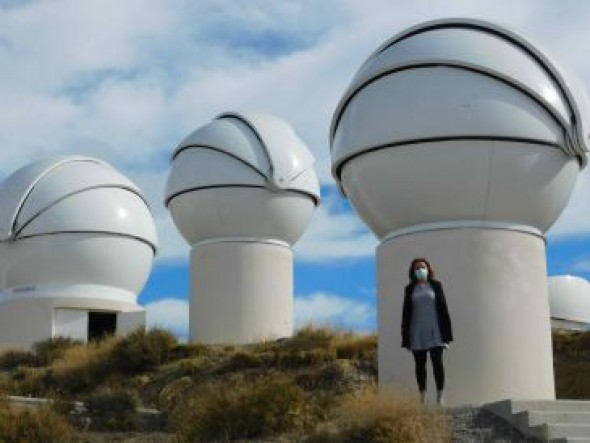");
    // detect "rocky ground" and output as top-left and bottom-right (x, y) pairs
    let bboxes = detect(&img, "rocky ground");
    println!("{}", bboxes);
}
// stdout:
(69, 405), (538, 442)
(2, 328), (588, 442)
(448, 406), (540, 442)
